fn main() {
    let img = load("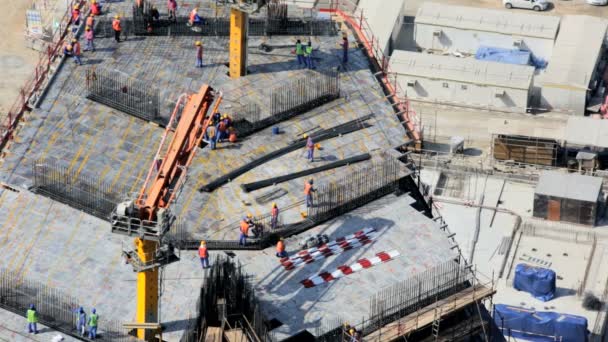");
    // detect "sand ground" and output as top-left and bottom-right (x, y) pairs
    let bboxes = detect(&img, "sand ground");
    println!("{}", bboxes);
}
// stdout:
(0, 1), (42, 115)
